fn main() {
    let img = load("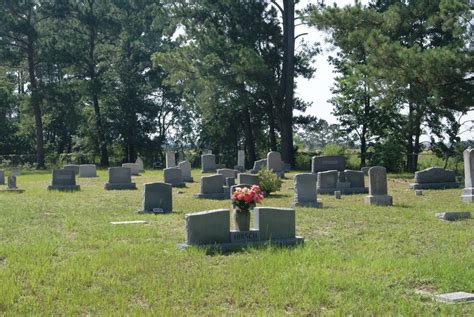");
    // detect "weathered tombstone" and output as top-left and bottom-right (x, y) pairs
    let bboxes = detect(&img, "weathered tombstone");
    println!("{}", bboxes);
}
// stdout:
(122, 163), (140, 176)
(344, 170), (365, 188)
(163, 167), (185, 187)
(193, 174), (226, 199)
(311, 155), (345, 173)
(63, 164), (80, 175)
(361, 167), (370, 176)
(365, 166), (392, 206)
(415, 190), (423, 196)
(135, 157), (144, 172)
(201, 154), (217, 173)
(236, 173), (259, 186)
(292, 173), (322, 208)
(184, 209), (230, 245)
(461, 148), (474, 203)
(251, 159), (267, 174)
(48, 169), (80, 191)
(253, 207), (296, 240)
(104, 167), (137, 190)
(237, 150), (245, 169)
(140, 182), (172, 213)
(409, 167), (459, 189)
(178, 160), (193, 182)
(79, 164), (97, 178)
(435, 211), (471, 221)
(317, 170), (338, 194)
(1, 175), (25, 193)
(166, 151), (176, 168)
(0, 170), (4, 185)
(267, 151), (284, 177)
(217, 168), (238, 180)
(335, 191), (342, 199)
